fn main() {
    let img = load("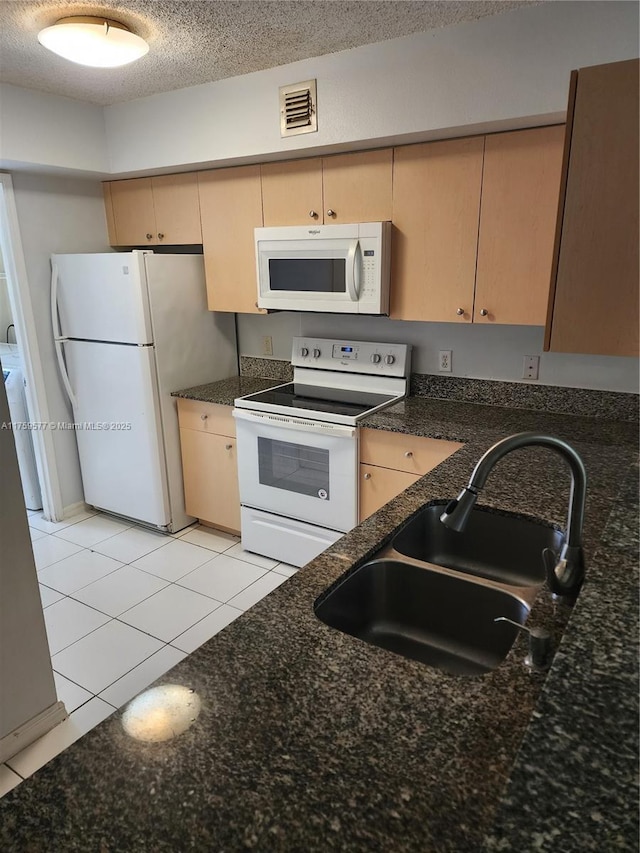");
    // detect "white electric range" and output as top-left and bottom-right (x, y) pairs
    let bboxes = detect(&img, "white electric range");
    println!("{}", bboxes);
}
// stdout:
(233, 337), (411, 567)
